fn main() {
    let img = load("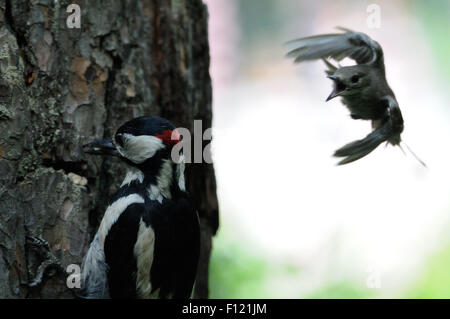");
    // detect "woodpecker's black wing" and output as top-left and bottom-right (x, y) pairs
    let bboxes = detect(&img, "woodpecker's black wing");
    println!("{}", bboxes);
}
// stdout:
(147, 194), (200, 299)
(286, 28), (383, 66)
(334, 96), (404, 165)
(170, 195), (200, 298)
(104, 202), (146, 298)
